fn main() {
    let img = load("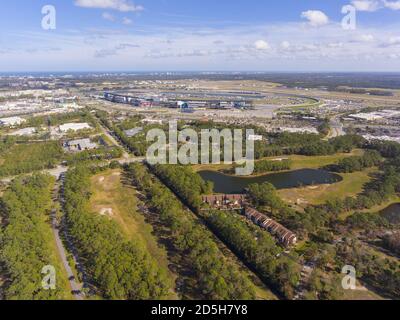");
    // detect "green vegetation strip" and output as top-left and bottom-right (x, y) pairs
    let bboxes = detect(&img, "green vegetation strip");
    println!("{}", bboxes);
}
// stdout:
(127, 163), (258, 300)
(63, 166), (172, 300)
(0, 174), (71, 300)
